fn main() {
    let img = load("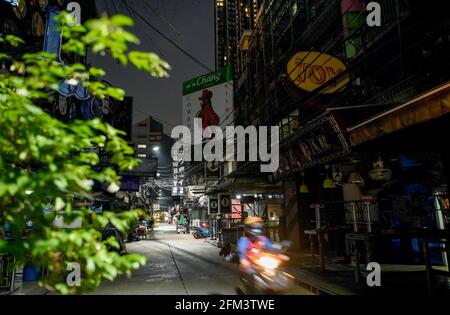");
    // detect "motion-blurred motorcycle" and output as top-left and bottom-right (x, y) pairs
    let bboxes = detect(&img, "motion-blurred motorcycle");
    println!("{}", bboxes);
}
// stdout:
(238, 241), (295, 295)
